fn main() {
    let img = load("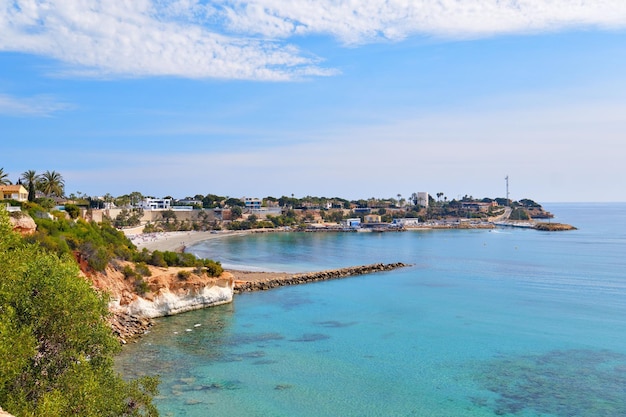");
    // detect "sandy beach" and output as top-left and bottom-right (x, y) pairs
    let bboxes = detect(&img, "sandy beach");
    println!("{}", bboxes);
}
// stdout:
(128, 230), (253, 252)
(127, 230), (293, 282)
